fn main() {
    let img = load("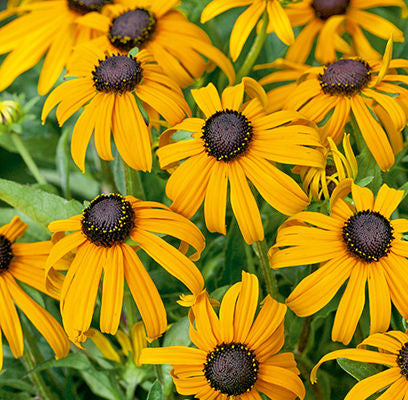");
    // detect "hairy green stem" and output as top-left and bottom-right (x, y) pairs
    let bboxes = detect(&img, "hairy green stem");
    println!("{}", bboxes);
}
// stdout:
(252, 240), (280, 300)
(236, 11), (268, 82)
(22, 326), (55, 400)
(11, 132), (47, 185)
(123, 161), (146, 200)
